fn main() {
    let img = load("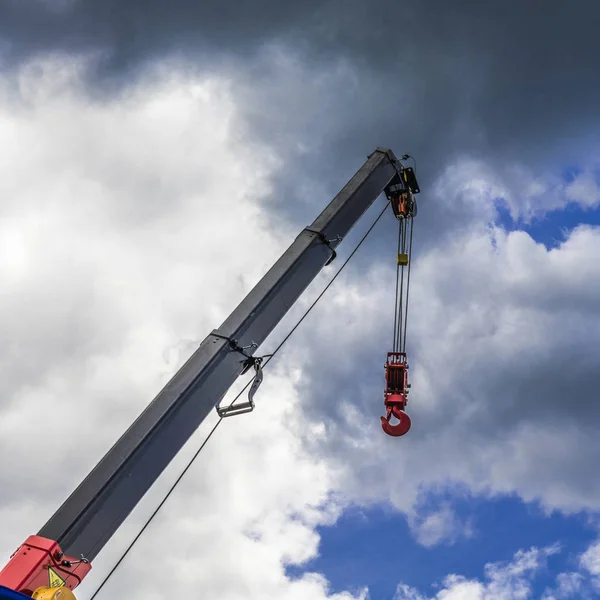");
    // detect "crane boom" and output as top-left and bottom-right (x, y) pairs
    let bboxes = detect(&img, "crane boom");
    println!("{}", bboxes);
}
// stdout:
(0, 147), (410, 599)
